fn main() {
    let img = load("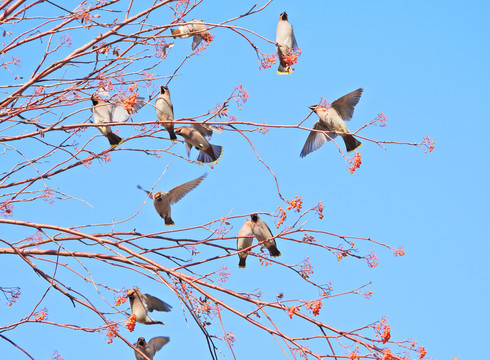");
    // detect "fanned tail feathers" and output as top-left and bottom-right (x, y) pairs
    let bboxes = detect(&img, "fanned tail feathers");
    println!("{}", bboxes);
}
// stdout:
(196, 144), (223, 164)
